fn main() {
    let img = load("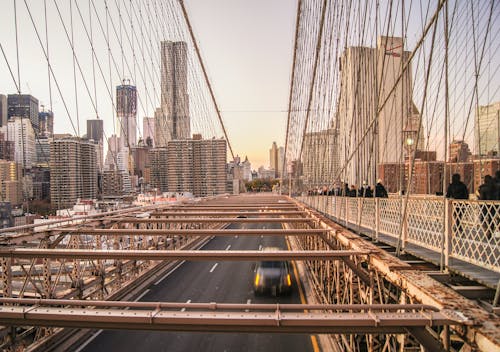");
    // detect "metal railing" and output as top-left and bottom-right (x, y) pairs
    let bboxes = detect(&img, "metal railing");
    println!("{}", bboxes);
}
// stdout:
(297, 196), (500, 283)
